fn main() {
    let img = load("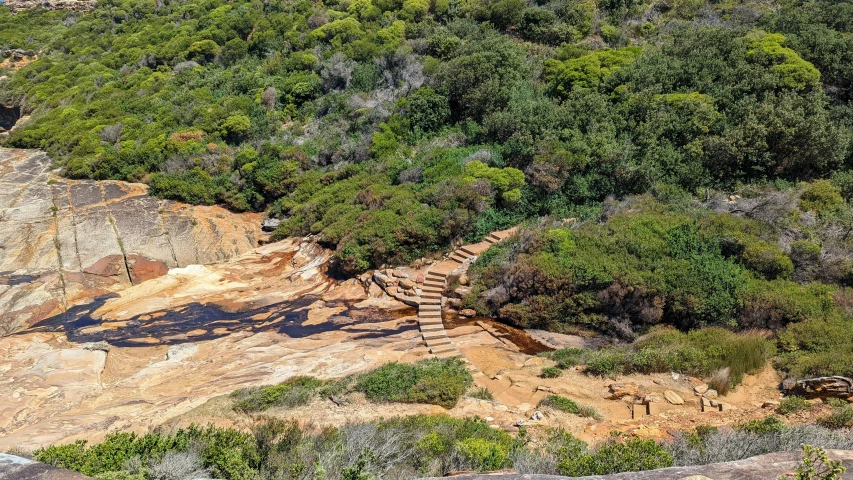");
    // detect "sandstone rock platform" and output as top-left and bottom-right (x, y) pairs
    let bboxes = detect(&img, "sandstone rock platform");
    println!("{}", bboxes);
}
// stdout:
(0, 148), (262, 334)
